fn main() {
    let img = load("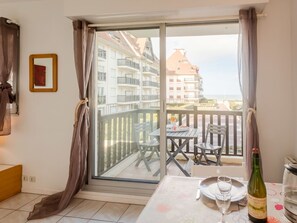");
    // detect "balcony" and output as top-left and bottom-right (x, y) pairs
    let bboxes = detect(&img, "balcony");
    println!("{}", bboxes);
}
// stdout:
(184, 87), (199, 92)
(142, 95), (159, 101)
(142, 81), (159, 88)
(98, 49), (106, 59)
(117, 59), (140, 71)
(143, 66), (159, 76)
(143, 52), (154, 61)
(117, 77), (140, 86)
(117, 95), (140, 103)
(95, 108), (243, 181)
(184, 77), (199, 82)
(98, 72), (106, 81)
